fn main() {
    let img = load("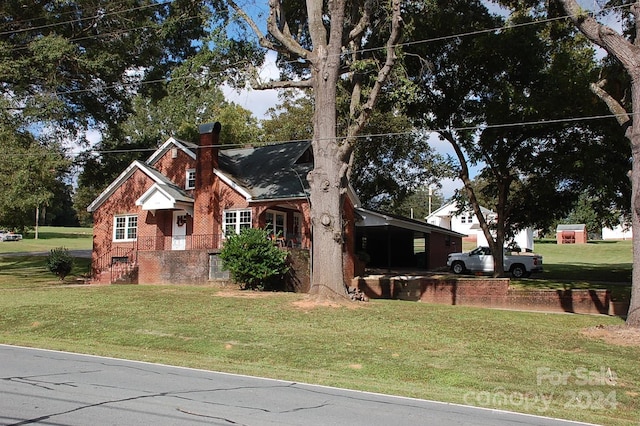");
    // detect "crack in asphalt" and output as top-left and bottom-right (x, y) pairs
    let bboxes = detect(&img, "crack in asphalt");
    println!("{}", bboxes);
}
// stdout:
(3, 372), (333, 426)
